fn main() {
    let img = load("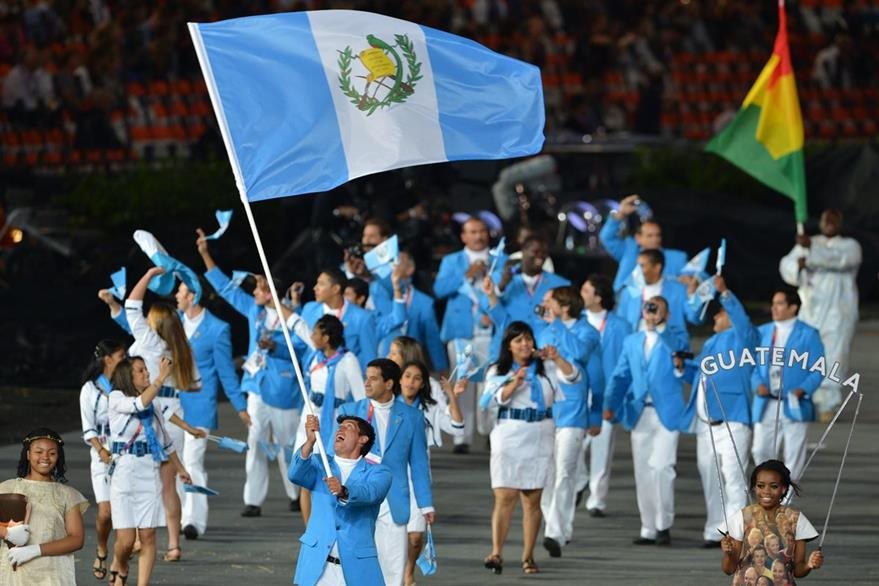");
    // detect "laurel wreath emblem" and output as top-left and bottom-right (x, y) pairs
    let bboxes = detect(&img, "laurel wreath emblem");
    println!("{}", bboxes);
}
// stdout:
(338, 34), (423, 116)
